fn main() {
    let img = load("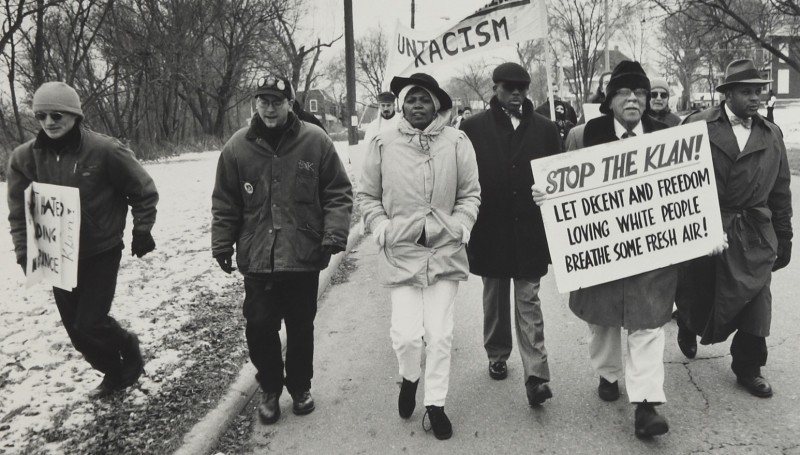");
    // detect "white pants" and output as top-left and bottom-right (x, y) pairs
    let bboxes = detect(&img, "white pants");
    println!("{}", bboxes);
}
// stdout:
(587, 323), (667, 404)
(390, 280), (458, 407)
